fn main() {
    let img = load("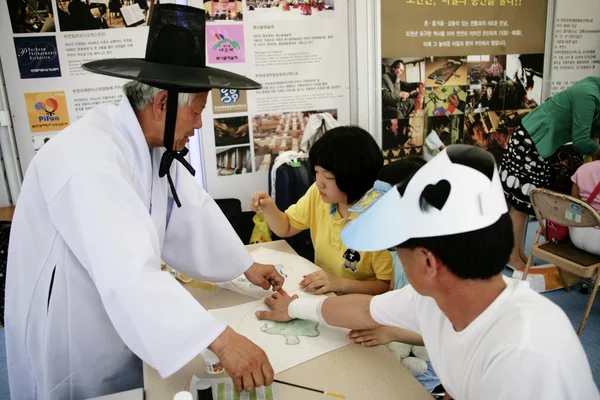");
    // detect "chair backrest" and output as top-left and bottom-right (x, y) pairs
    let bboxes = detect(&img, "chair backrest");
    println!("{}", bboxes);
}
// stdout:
(530, 188), (600, 235)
